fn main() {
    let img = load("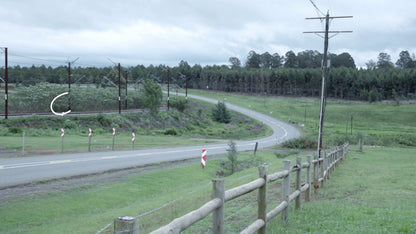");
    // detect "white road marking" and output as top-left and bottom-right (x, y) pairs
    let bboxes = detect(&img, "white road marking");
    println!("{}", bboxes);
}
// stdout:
(102, 156), (118, 159)
(50, 160), (72, 164)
